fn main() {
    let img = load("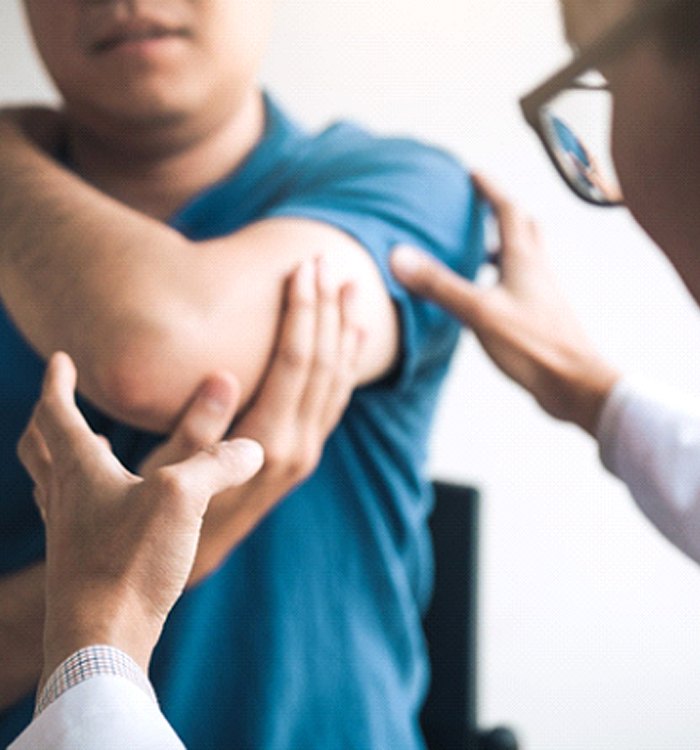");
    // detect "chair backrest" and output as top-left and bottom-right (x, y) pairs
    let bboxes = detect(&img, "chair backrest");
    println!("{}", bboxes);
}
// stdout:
(421, 481), (480, 750)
